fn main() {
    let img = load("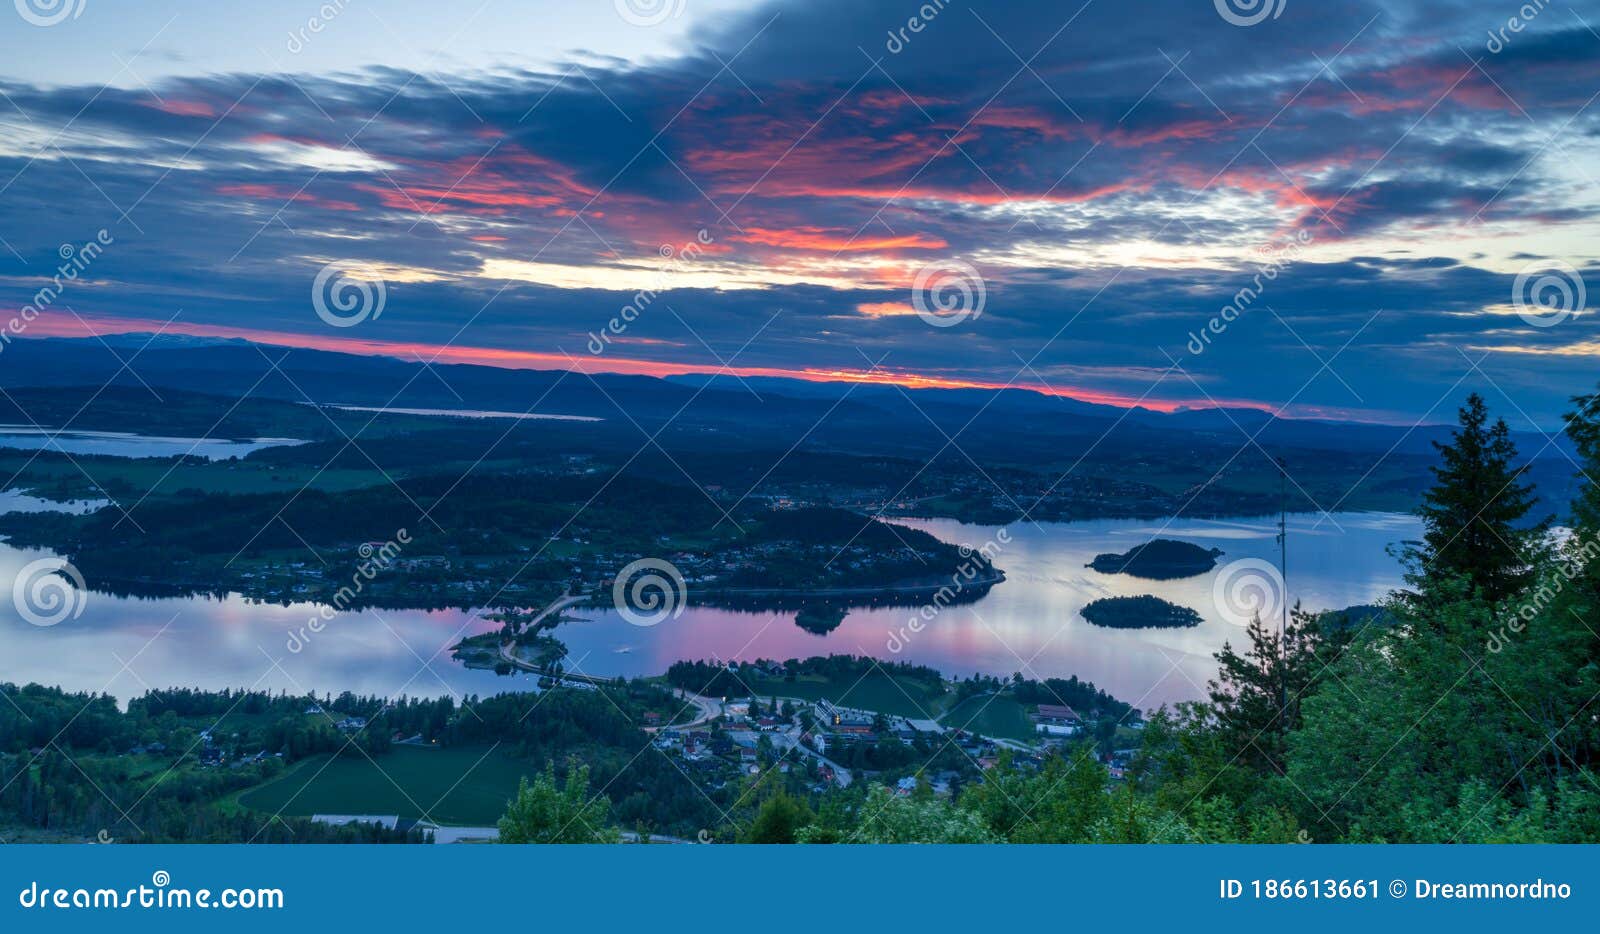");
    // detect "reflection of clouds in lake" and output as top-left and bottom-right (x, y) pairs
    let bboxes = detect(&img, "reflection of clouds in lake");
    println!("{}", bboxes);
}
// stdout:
(0, 511), (1422, 711)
